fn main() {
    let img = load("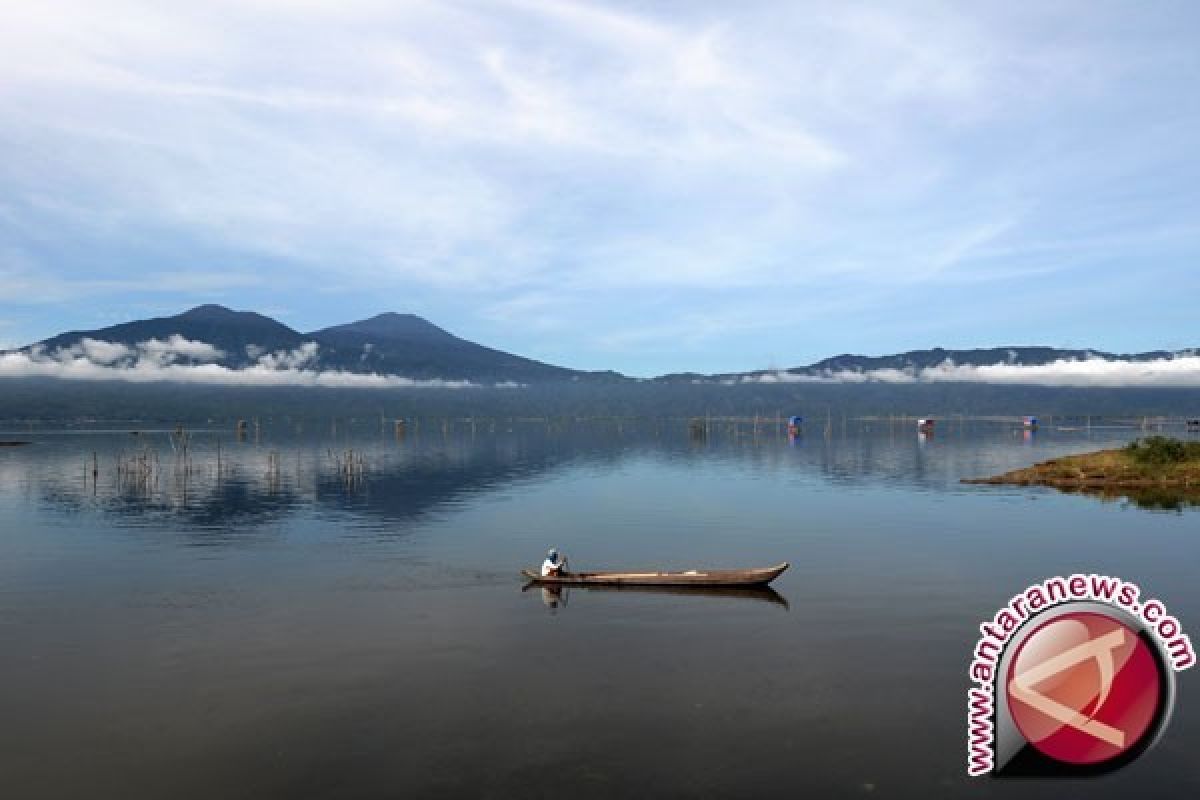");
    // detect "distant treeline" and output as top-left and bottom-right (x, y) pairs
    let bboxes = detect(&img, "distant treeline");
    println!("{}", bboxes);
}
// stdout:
(0, 378), (1197, 424)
